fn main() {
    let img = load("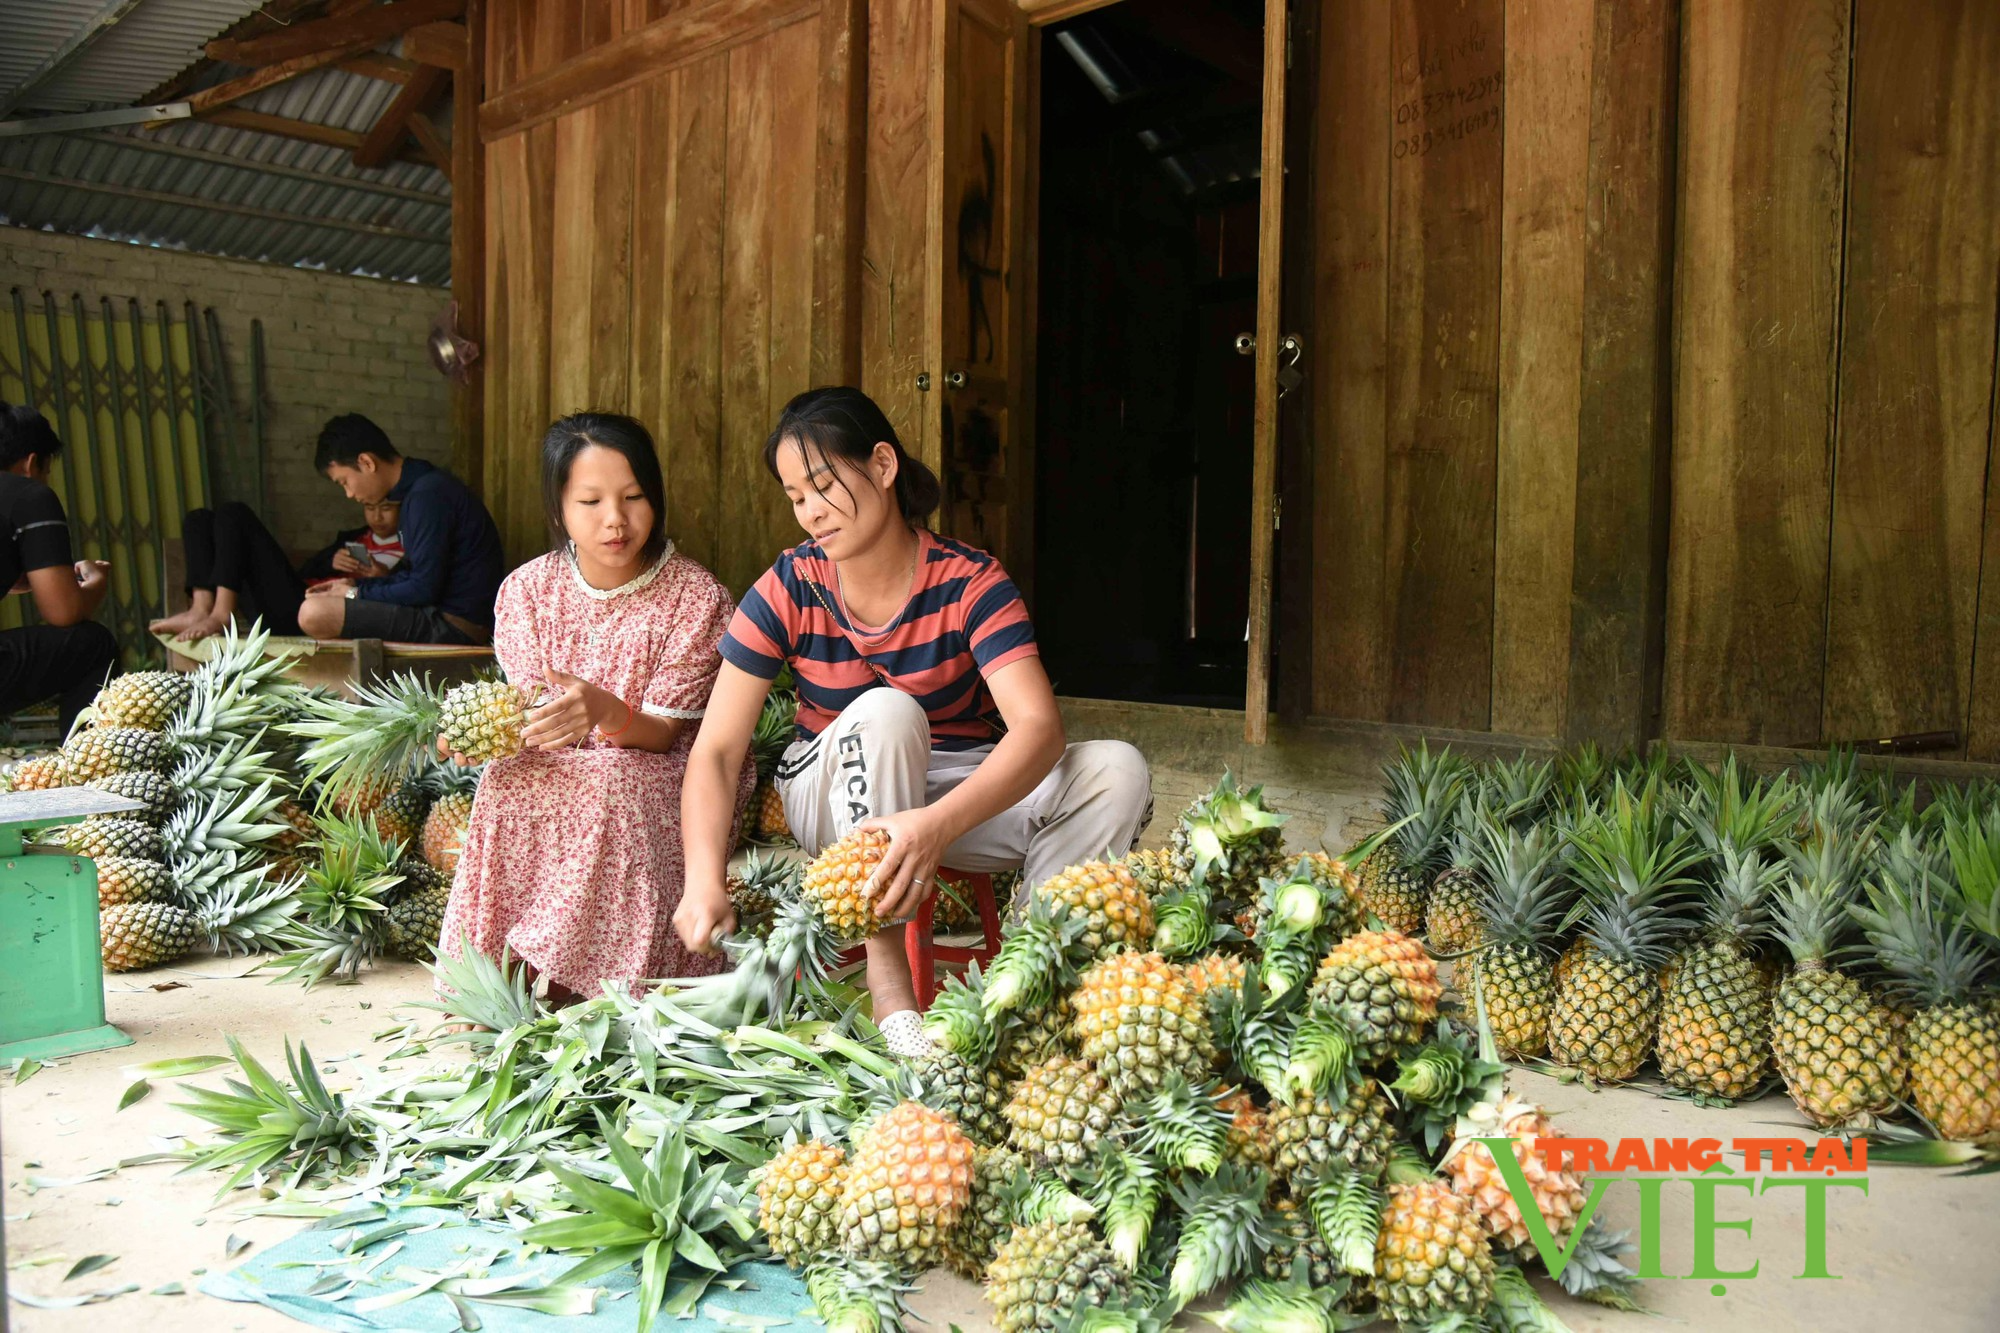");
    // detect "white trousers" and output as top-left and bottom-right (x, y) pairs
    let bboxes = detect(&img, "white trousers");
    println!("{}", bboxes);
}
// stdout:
(775, 688), (1154, 893)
